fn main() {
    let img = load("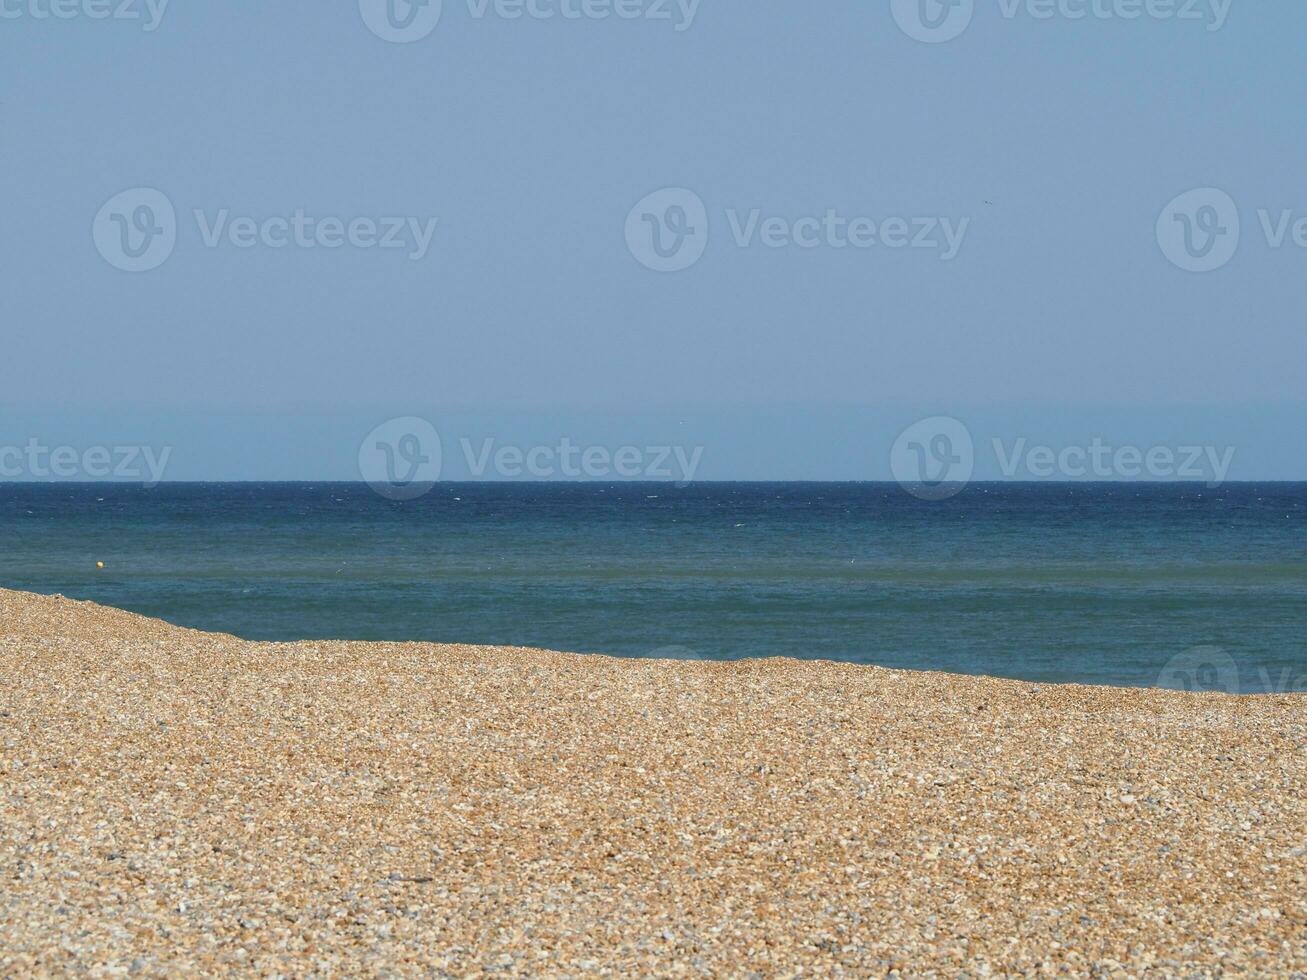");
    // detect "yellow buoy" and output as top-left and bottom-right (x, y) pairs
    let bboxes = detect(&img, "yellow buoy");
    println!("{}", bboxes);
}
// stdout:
(96, 561), (105, 569)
